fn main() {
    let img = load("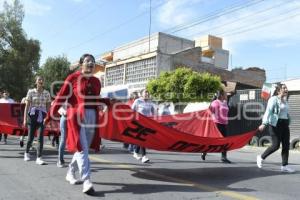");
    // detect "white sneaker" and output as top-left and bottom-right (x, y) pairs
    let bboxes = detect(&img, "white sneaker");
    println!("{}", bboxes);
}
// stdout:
(281, 165), (295, 173)
(82, 179), (94, 194)
(66, 172), (79, 185)
(36, 157), (46, 165)
(256, 155), (263, 168)
(57, 161), (66, 168)
(133, 152), (142, 160)
(141, 156), (150, 163)
(24, 153), (30, 161)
